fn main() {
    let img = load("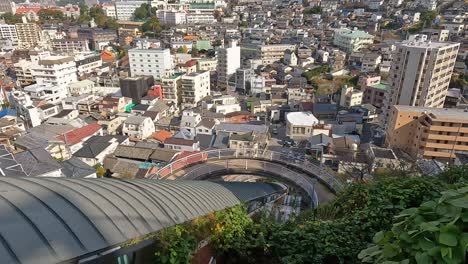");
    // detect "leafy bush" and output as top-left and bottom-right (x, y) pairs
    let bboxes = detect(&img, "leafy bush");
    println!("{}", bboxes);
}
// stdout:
(359, 187), (468, 264)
